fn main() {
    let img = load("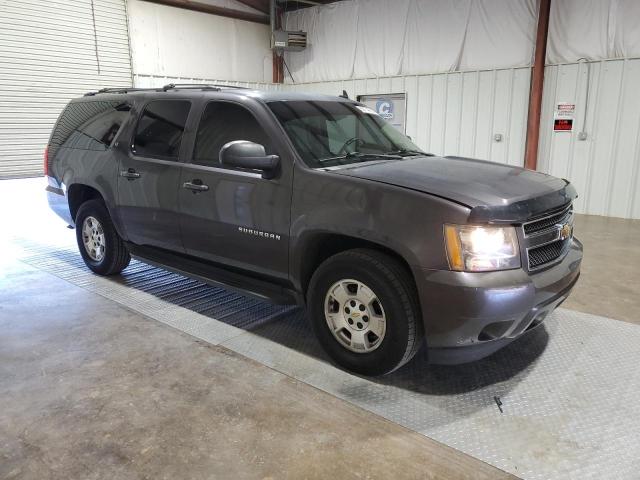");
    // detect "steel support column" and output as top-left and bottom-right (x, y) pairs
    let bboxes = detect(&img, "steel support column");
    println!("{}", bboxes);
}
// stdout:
(524, 0), (551, 171)
(271, 0), (284, 83)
